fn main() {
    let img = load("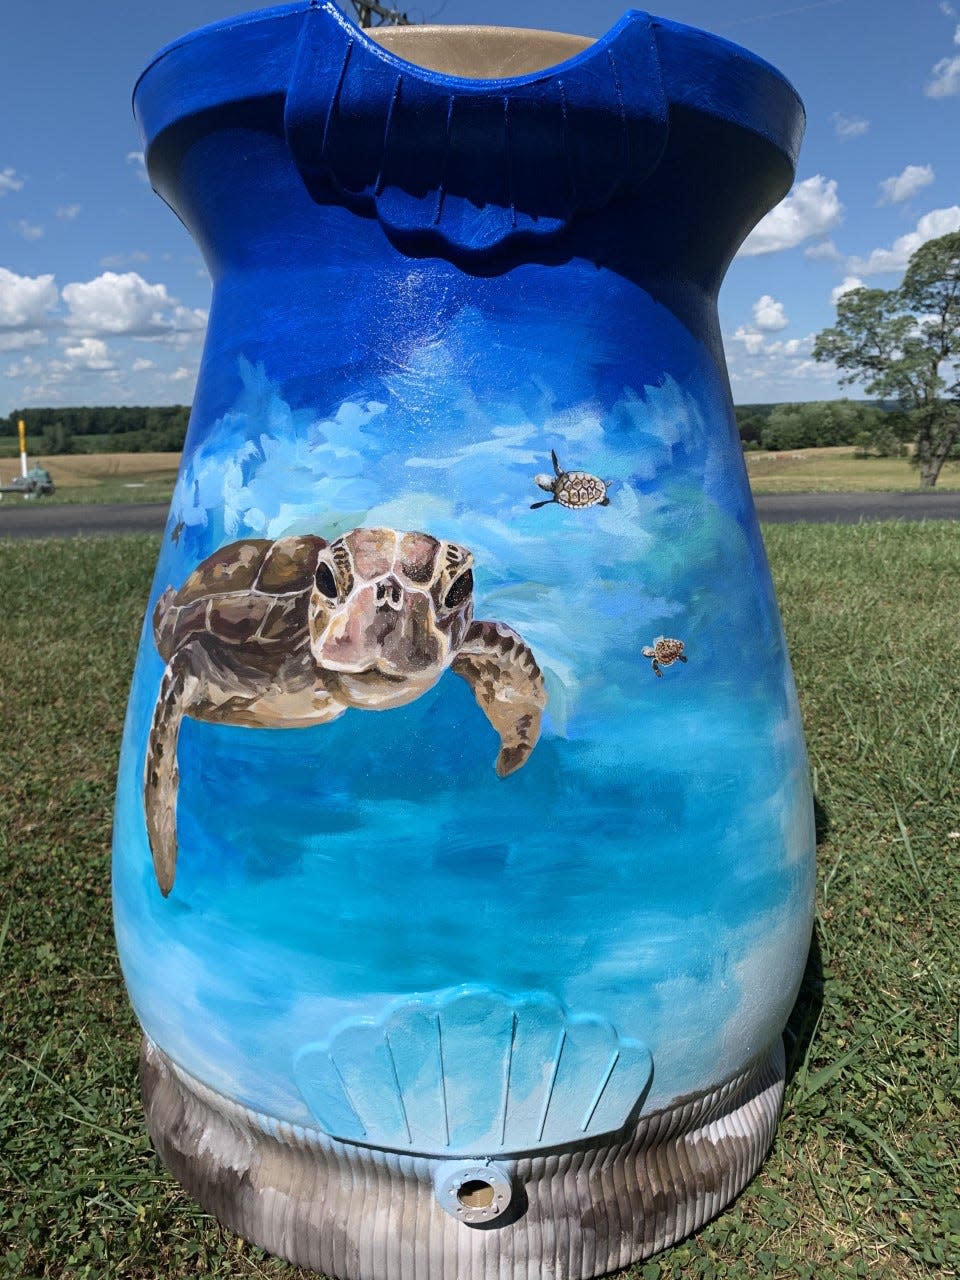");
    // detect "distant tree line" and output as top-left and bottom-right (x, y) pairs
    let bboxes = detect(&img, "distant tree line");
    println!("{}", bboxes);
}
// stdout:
(734, 399), (910, 457)
(0, 398), (928, 463)
(0, 406), (190, 454)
